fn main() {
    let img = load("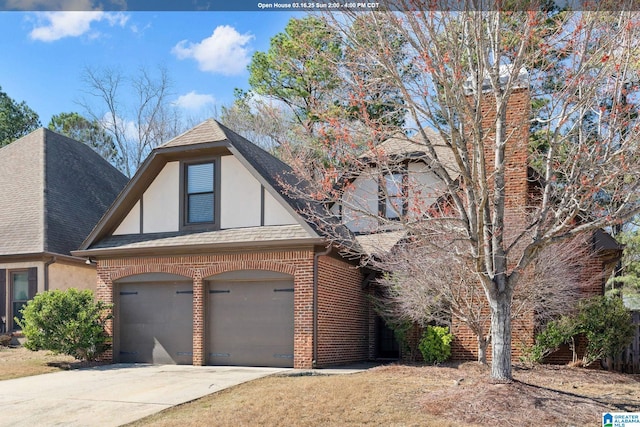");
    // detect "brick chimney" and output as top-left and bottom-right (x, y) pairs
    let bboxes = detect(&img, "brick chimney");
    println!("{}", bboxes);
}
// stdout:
(466, 66), (531, 210)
